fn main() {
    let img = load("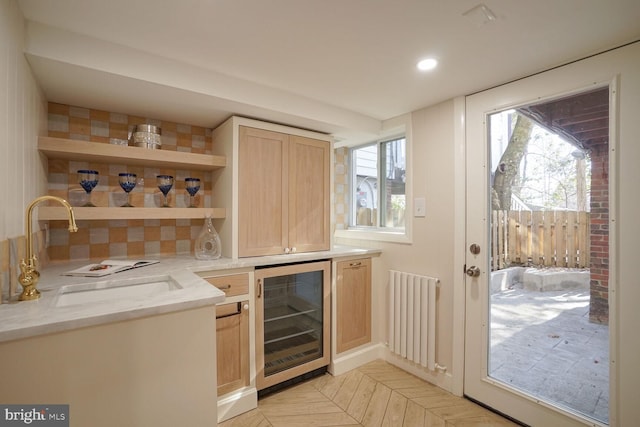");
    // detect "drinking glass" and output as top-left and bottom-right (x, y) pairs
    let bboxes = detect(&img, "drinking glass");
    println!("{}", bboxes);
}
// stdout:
(157, 175), (174, 207)
(185, 177), (201, 208)
(77, 169), (99, 207)
(118, 173), (137, 207)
